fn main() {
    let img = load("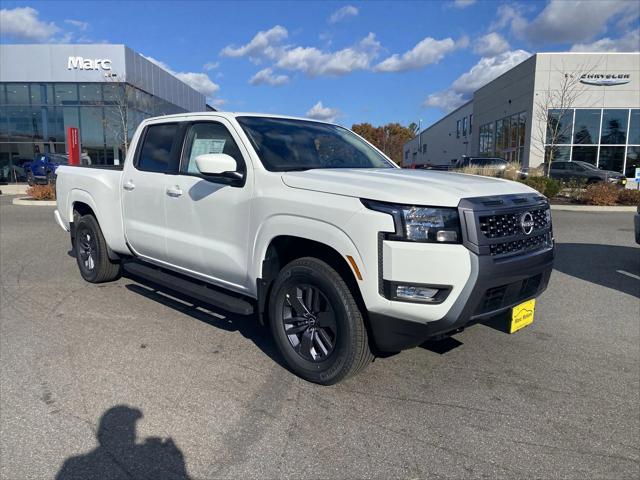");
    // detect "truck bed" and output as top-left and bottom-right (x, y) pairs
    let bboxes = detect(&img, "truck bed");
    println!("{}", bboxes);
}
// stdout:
(55, 164), (128, 254)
